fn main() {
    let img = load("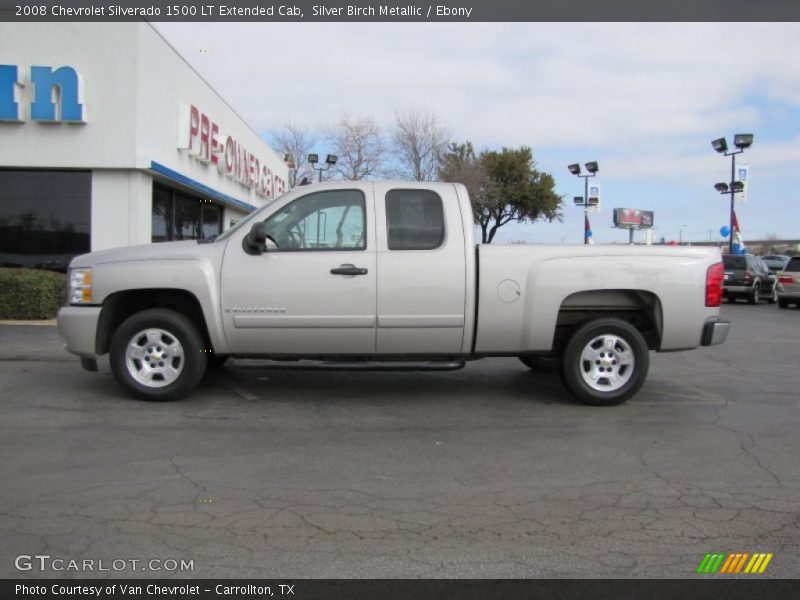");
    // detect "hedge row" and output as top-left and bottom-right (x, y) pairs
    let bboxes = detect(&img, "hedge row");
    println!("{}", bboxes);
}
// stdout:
(0, 268), (67, 320)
